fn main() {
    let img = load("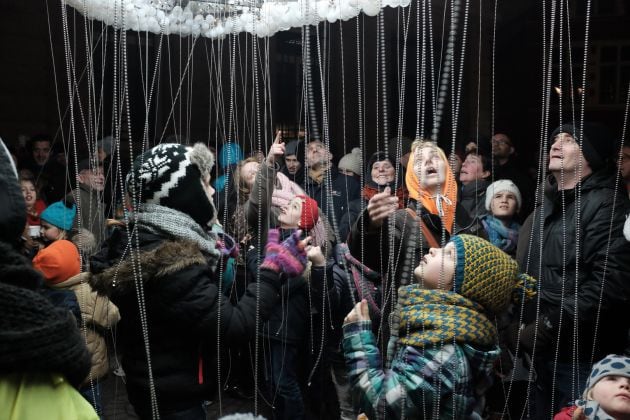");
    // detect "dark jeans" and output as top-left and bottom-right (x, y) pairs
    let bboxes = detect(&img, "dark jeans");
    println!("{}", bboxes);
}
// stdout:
(80, 382), (102, 416)
(533, 360), (591, 418)
(266, 341), (304, 420)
